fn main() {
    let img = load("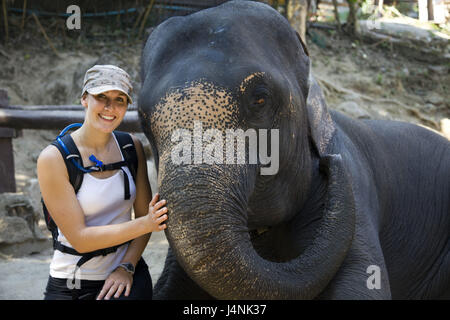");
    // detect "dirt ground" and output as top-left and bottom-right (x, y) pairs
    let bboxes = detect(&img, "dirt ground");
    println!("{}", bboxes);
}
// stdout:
(0, 13), (448, 299)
